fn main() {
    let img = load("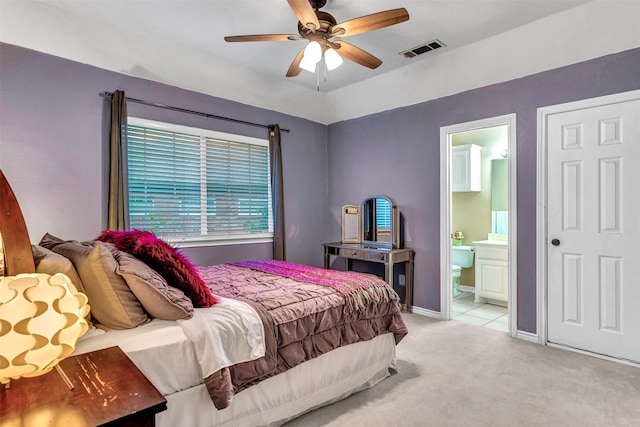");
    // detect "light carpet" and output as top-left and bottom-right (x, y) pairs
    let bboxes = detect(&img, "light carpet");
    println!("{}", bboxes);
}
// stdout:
(285, 313), (640, 427)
